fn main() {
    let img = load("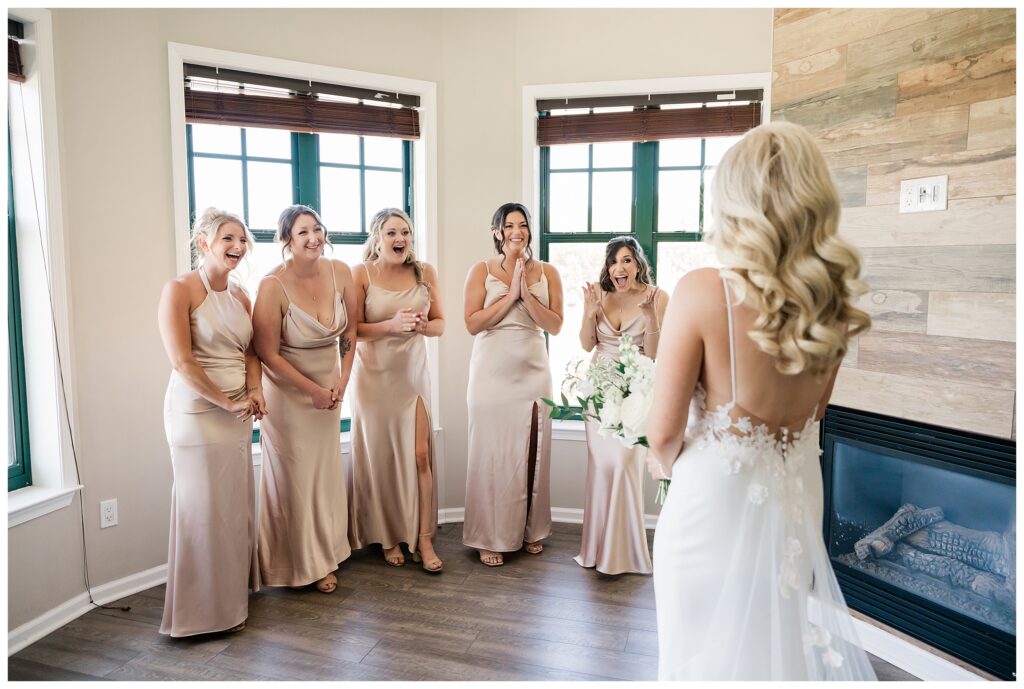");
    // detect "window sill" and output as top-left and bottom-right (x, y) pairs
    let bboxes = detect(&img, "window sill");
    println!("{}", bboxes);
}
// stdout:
(553, 419), (586, 442)
(8, 485), (82, 528)
(252, 431), (352, 467)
